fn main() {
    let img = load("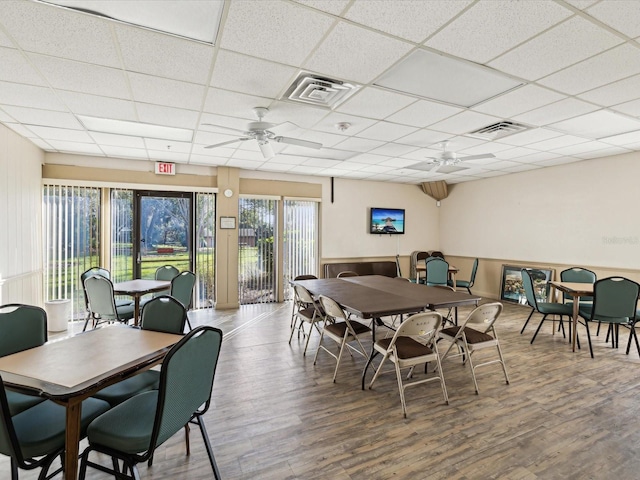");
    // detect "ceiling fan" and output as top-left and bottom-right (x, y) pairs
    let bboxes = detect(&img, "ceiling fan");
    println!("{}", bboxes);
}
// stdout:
(409, 141), (496, 173)
(204, 107), (322, 159)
